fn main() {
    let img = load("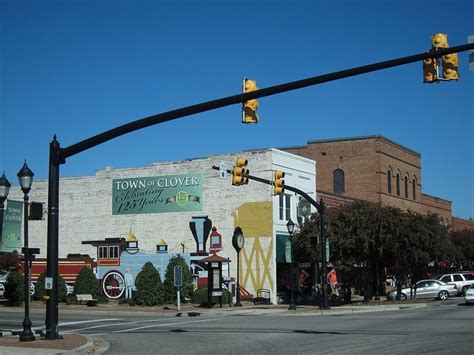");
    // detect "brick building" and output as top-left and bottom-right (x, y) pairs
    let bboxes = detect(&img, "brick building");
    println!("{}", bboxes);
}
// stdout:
(283, 135), (461, 226)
